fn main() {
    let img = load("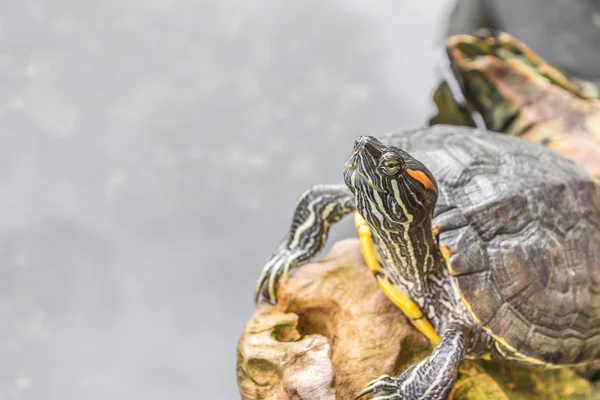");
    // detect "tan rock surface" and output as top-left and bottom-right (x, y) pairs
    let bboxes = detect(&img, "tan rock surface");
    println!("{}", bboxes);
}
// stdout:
(237, 239), (593, 399)
(238, 239), (430, 399)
